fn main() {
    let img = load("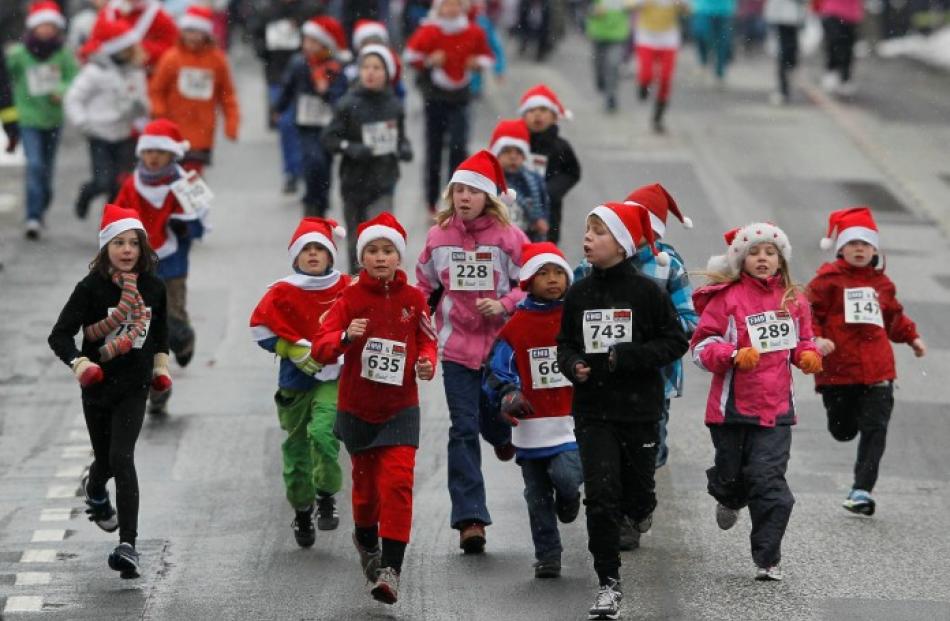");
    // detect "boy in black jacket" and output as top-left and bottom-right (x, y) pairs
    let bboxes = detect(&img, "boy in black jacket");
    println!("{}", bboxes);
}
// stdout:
(322, 45), (412, 273)
(557, 202), (688, 621)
